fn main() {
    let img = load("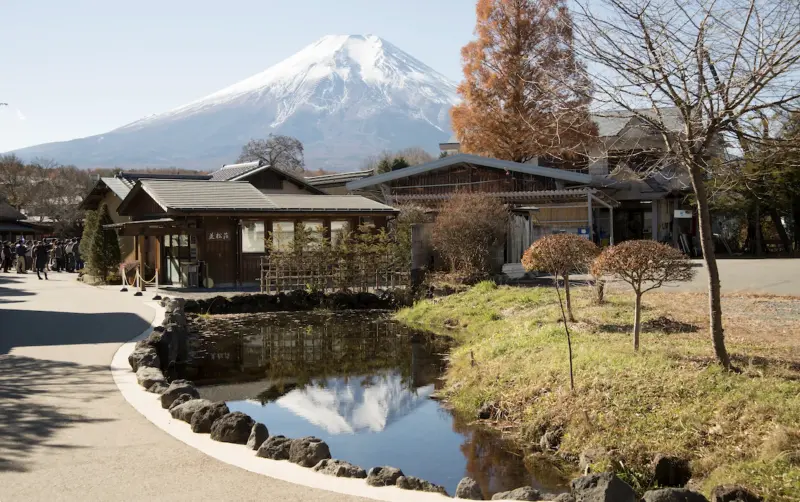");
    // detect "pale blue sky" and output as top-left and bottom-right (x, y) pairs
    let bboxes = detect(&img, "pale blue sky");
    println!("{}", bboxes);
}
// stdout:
(0, 0), (476, 152)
